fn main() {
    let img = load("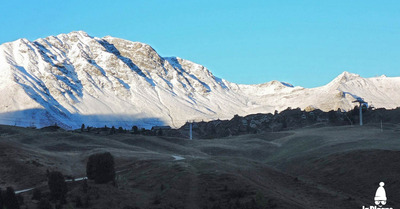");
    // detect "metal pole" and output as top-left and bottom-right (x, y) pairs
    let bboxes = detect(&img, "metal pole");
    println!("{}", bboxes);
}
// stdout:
(189, 122), (192, 140)
(359, 104), (363, 126)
